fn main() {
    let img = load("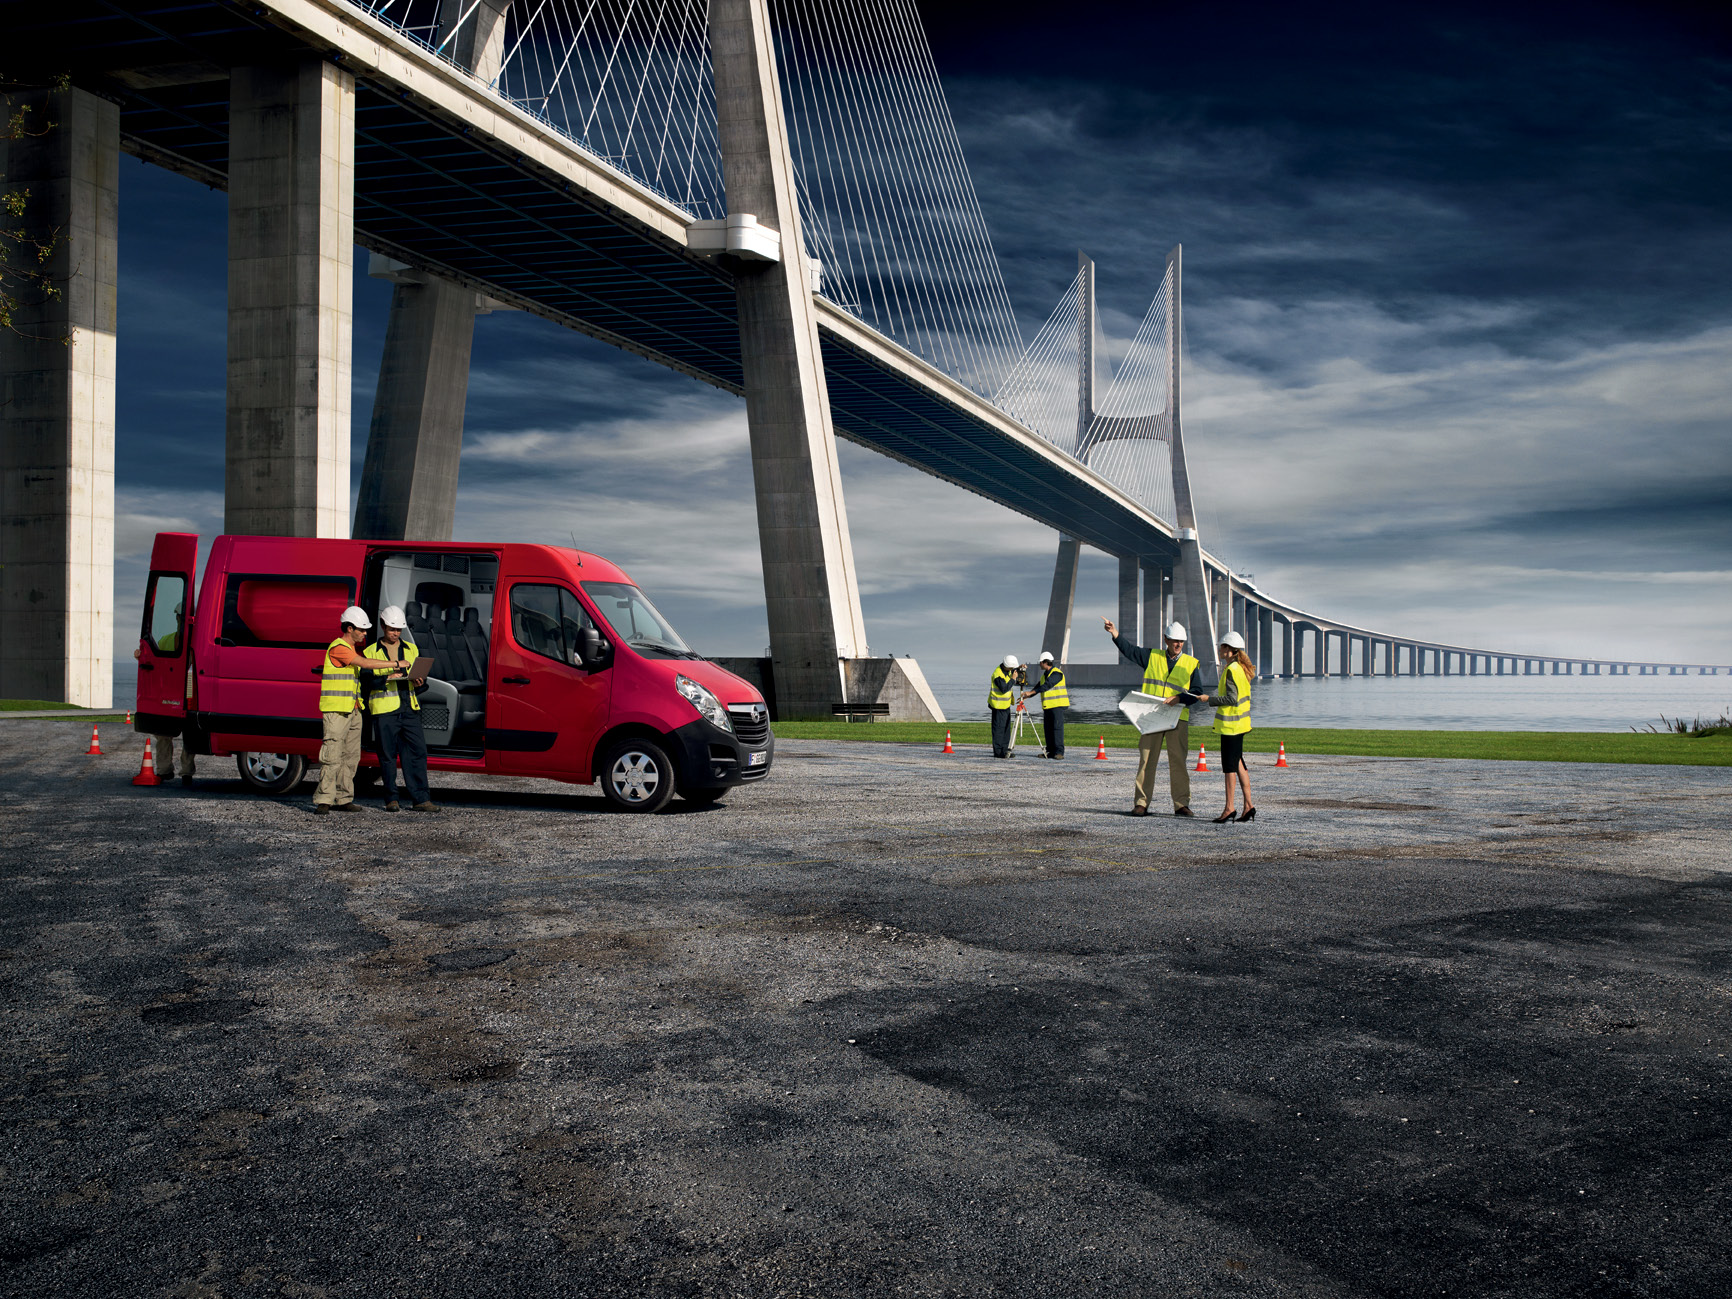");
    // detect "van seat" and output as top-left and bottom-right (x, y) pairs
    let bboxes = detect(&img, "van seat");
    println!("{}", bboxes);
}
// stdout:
(461, 607), (491, 677)
(441, 607), (486, 692)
